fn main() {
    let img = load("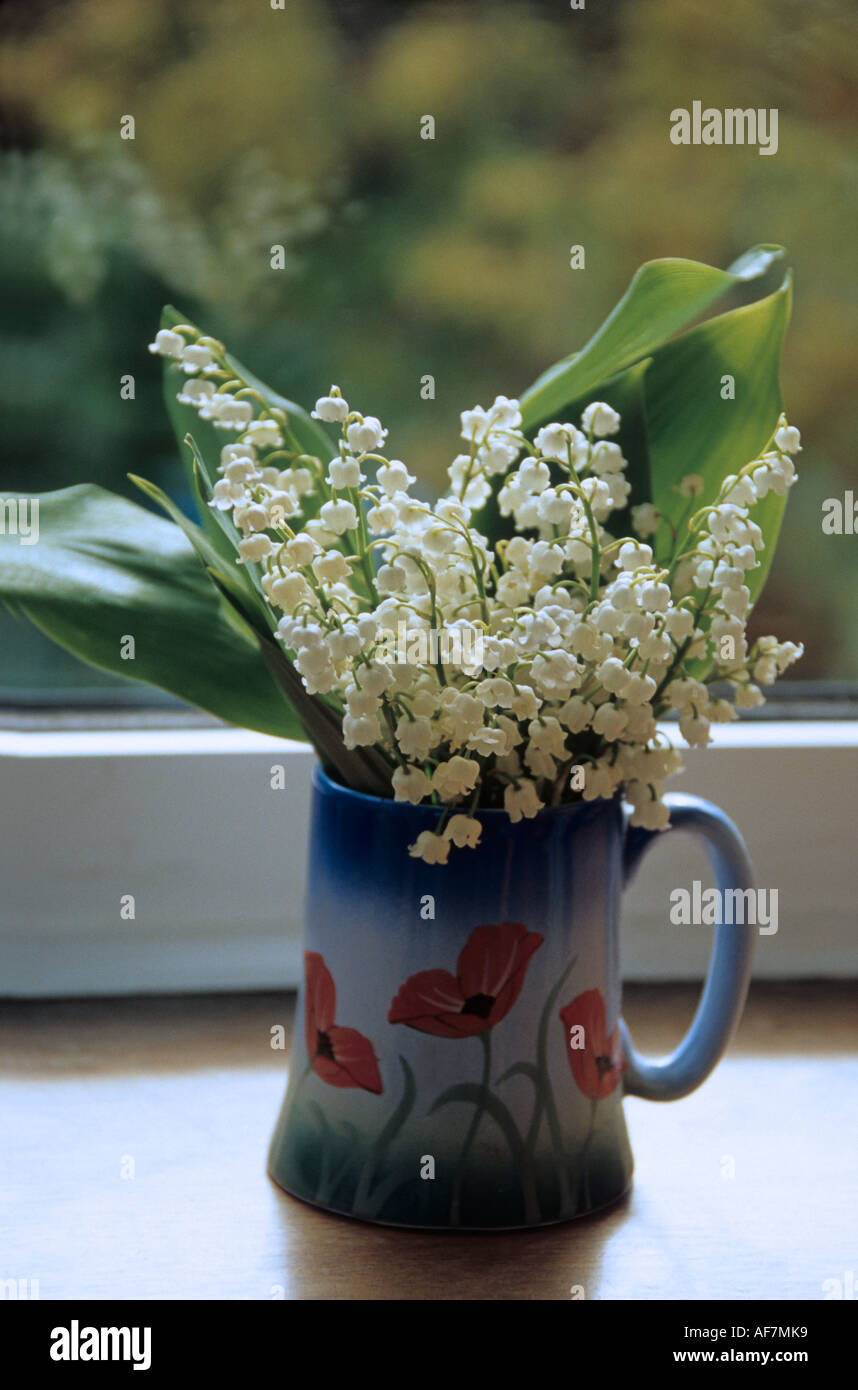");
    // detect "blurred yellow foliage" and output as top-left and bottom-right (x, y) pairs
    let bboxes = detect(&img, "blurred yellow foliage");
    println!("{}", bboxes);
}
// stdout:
(1, 0), (857, 677)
